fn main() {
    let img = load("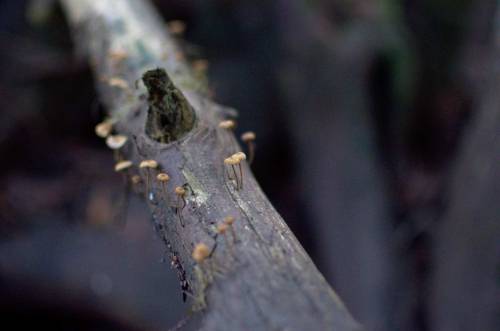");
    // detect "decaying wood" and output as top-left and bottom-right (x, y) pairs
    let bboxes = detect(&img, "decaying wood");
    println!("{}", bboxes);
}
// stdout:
(60, 0), (361, 330)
